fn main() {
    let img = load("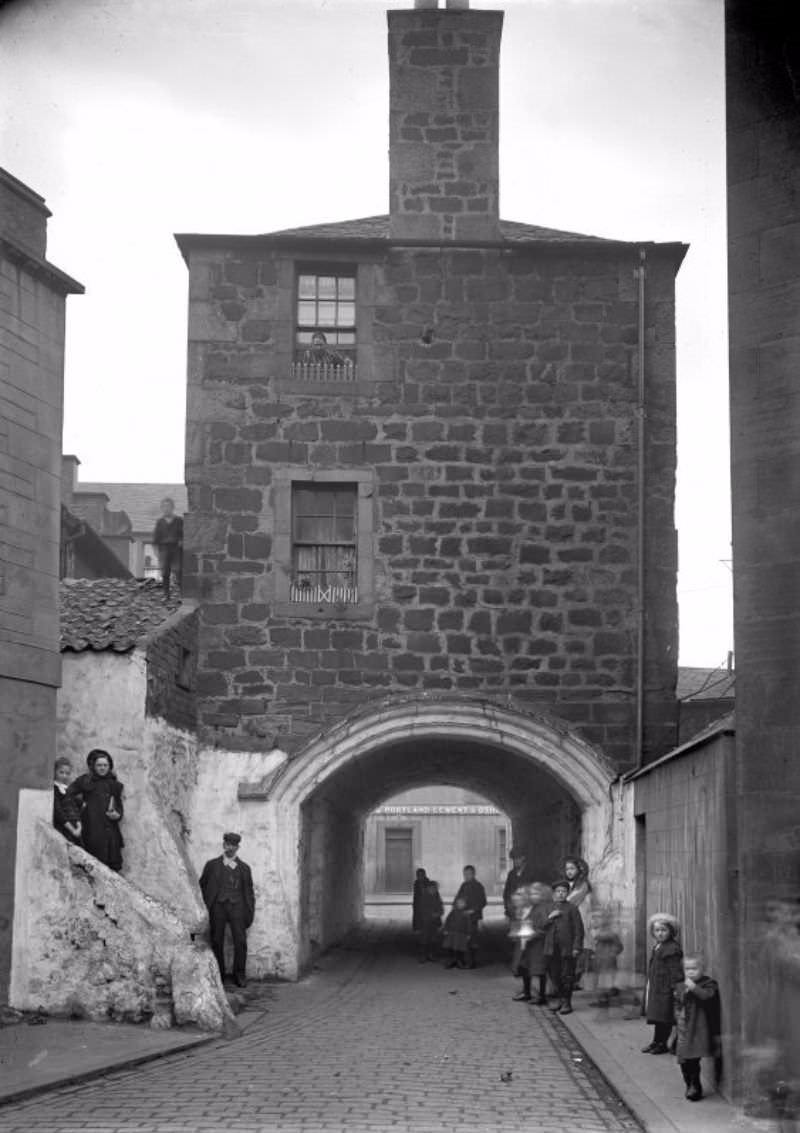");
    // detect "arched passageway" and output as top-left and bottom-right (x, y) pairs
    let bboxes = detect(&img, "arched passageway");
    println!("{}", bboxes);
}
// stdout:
(261, 697), (621, 976)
